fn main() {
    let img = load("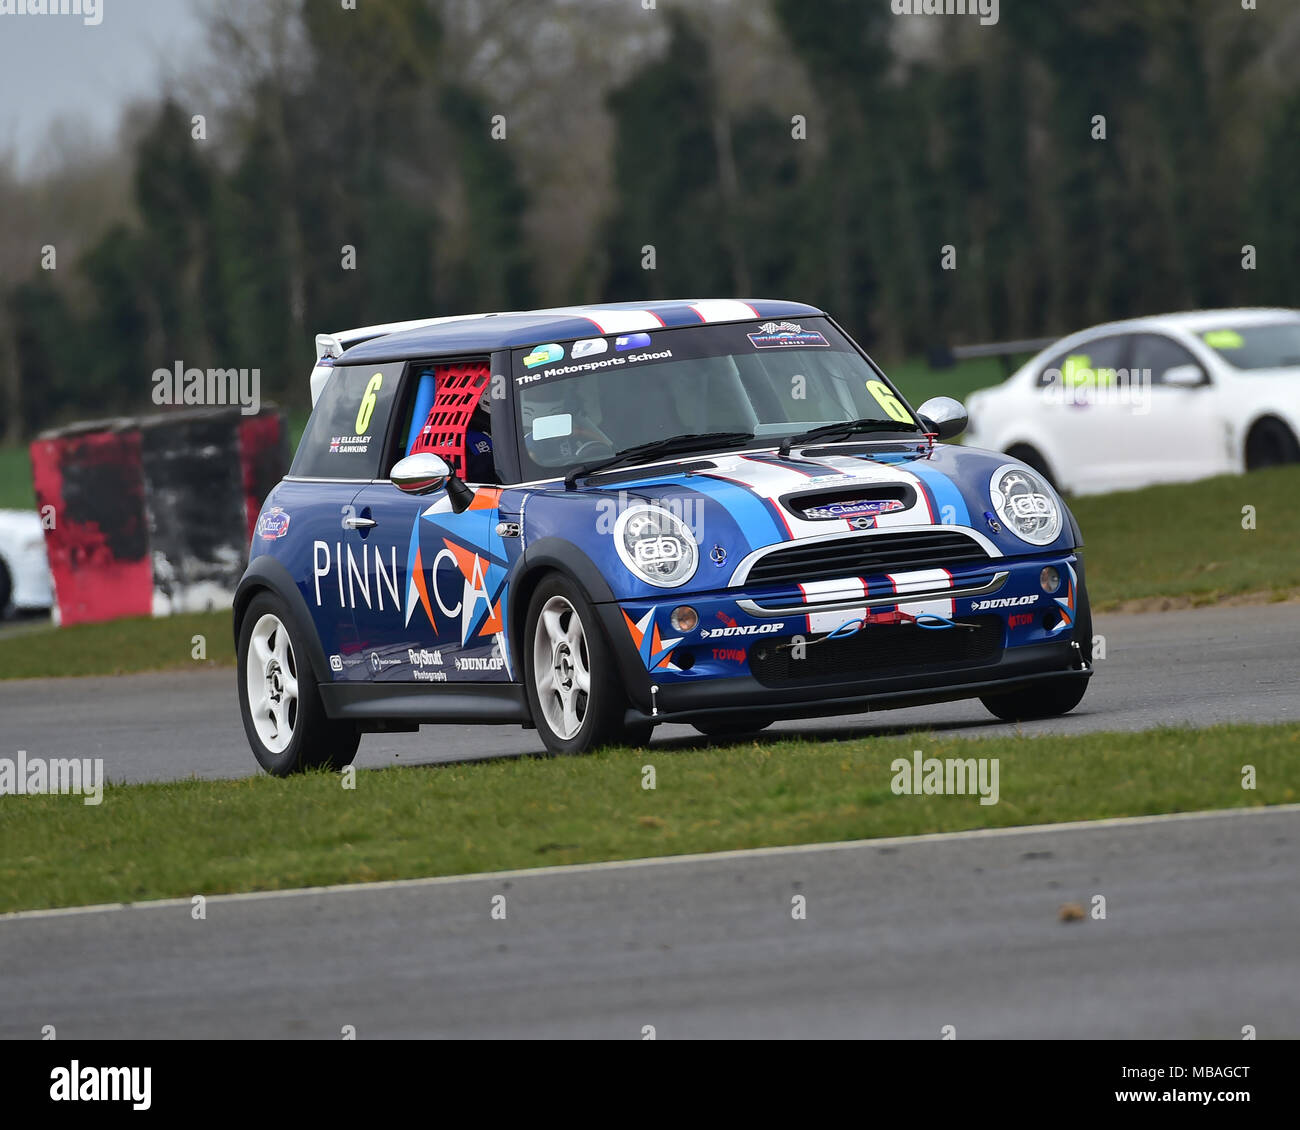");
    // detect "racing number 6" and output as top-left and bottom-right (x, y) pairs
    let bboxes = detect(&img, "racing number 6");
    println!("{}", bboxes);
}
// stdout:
(866, 379), (913, 425)
(356, 372), (384, 435)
